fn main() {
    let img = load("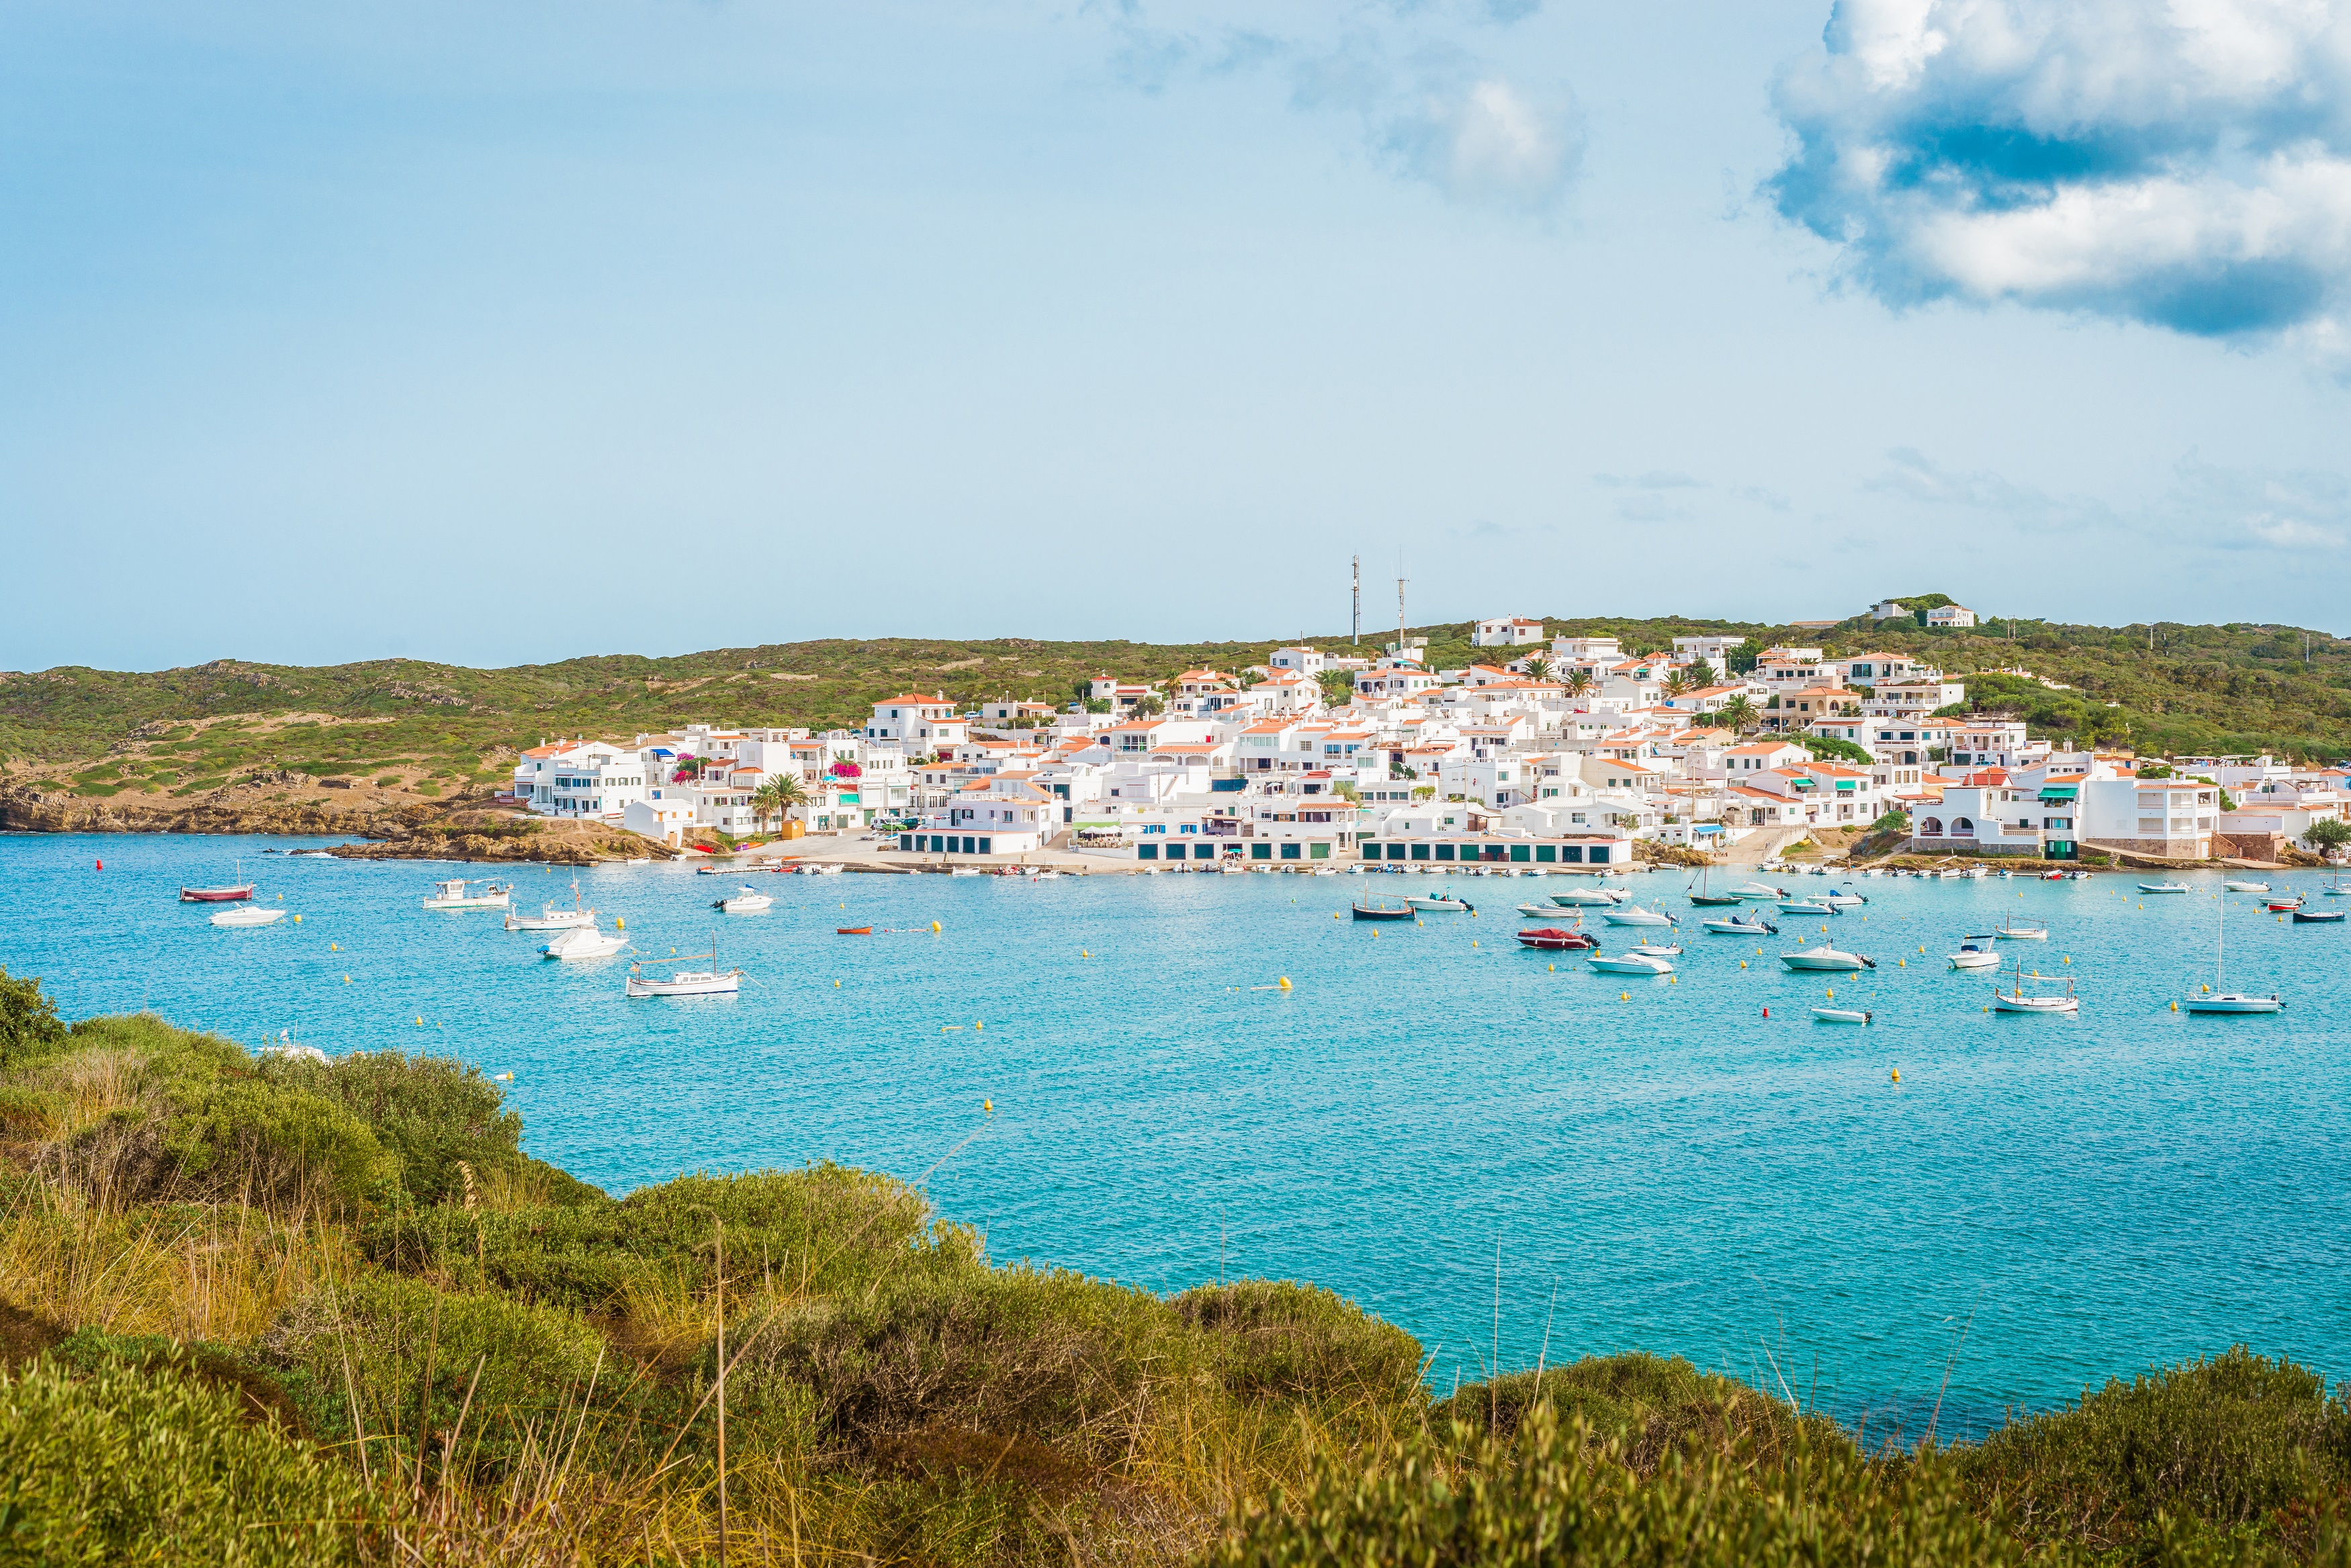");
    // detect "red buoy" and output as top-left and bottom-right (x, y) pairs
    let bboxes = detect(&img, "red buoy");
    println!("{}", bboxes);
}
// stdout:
(95, 859), (103, 870)
(1761, 1006), (1769, 1018)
